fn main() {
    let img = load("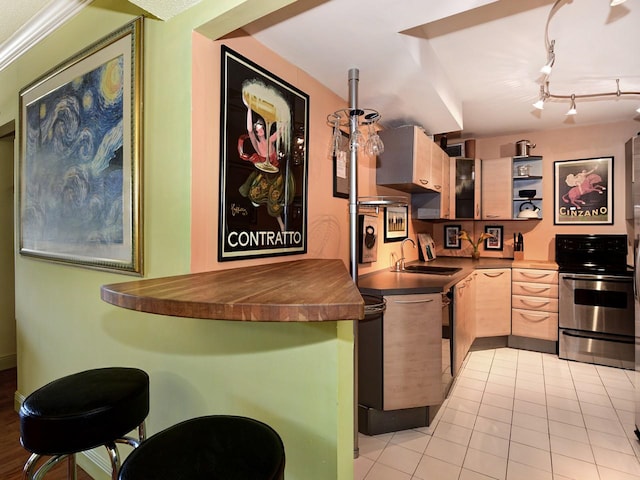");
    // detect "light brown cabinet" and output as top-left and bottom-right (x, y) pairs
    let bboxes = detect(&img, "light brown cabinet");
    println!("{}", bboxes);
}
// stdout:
(412, 144), (451, 219)
(511, 268), (558, 341)
(433, 142), (451, 219)
(625, 135), (640, 220)
(480, 156), (545, 220)
(382, 294), (443, 410)
(475, 268), (511, 337)
(481, 157), (512, 220)
(358, 292), (444, 413)
(377, 125), (446, 194)
(453, 272), (476, 376)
